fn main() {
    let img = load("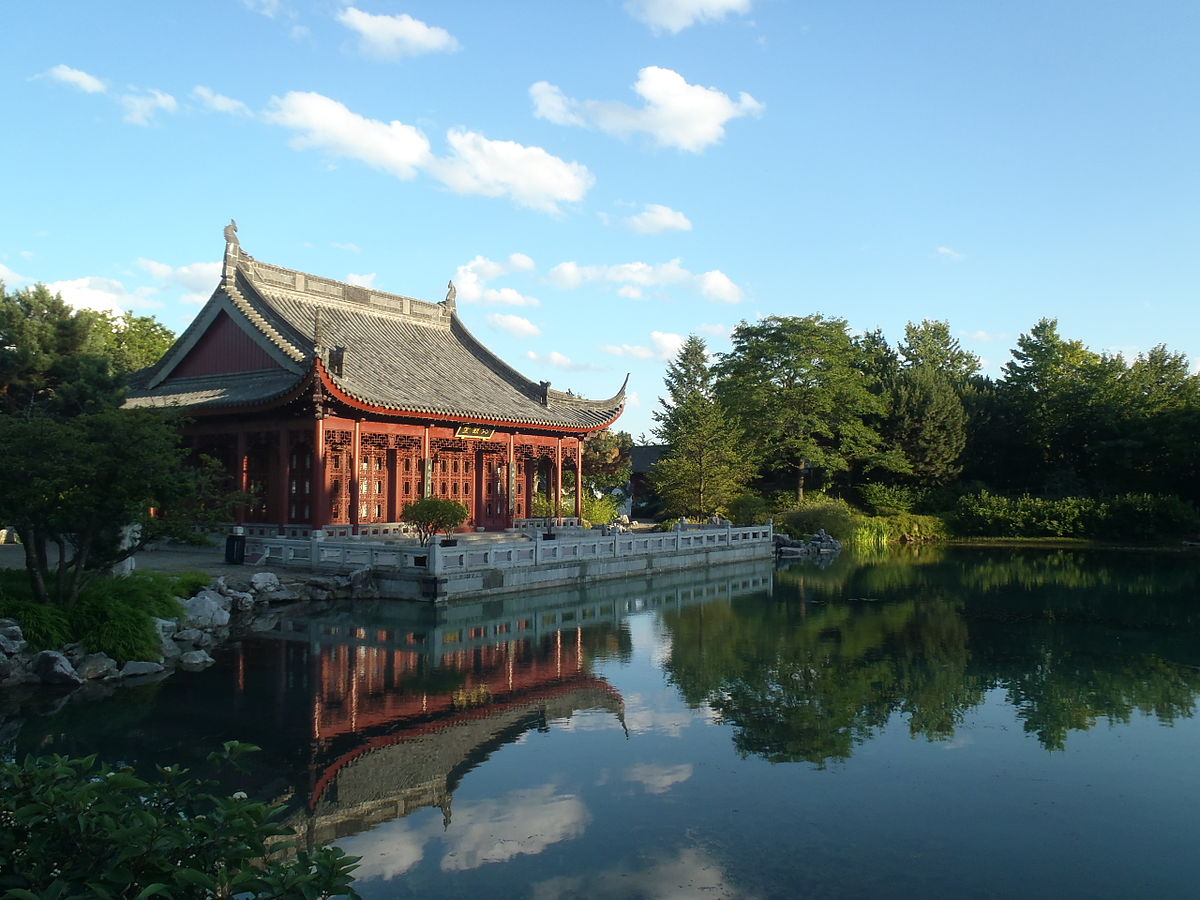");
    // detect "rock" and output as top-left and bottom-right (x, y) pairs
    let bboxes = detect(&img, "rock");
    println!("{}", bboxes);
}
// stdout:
(152, 617), (178, 638)
(248, 613), (280, 633)
(0, 633), (26, 656)
(120, 660), (164, 678)
(183, 595), (231, 628)
(308, 588), (331, 602)
(251, 572), (280, 593)
(179, 649), (215, 668)
(231, 592), (256, 611)
(257, 584), (305, 604)
(31, 651), (83, 686)
(349, 567), (373, 590)
(76, 653), (118, 680)
(194, 588), (232, 612)
(174, 627), (205, 647)
(0, 618), (19, 629)
(159, 635), (182, 661)
(305, 576), (342, 592)
(62, 642), (88, 664)
(0, 657), (11, 680)
(0, 624), (24, 641)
